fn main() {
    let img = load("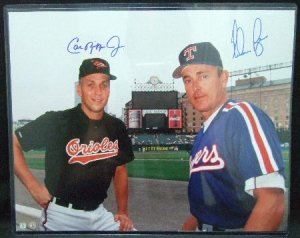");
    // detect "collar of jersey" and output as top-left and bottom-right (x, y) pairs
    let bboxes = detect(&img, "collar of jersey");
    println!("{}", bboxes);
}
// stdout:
(203, 100), (229, 132)
(76, 103), (107, 124)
